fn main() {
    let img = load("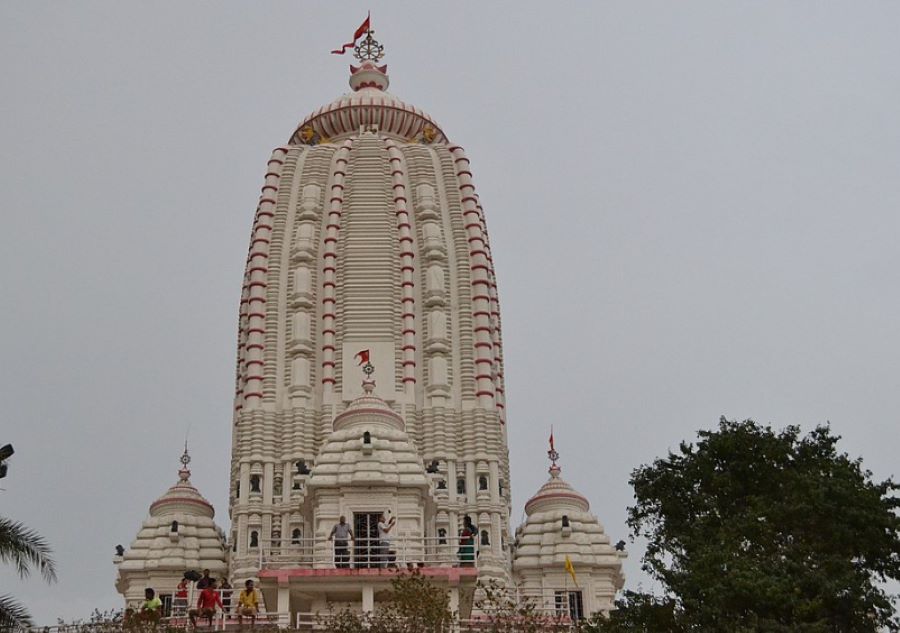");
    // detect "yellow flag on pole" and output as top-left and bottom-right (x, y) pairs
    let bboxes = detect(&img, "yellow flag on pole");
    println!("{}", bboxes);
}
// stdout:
(564, 555), (578, 587)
